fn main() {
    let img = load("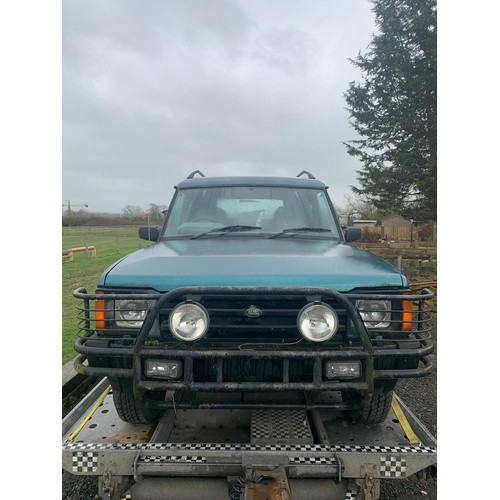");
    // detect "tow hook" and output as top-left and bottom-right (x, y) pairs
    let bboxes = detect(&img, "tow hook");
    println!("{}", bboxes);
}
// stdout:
(358, 463), (380, 500)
